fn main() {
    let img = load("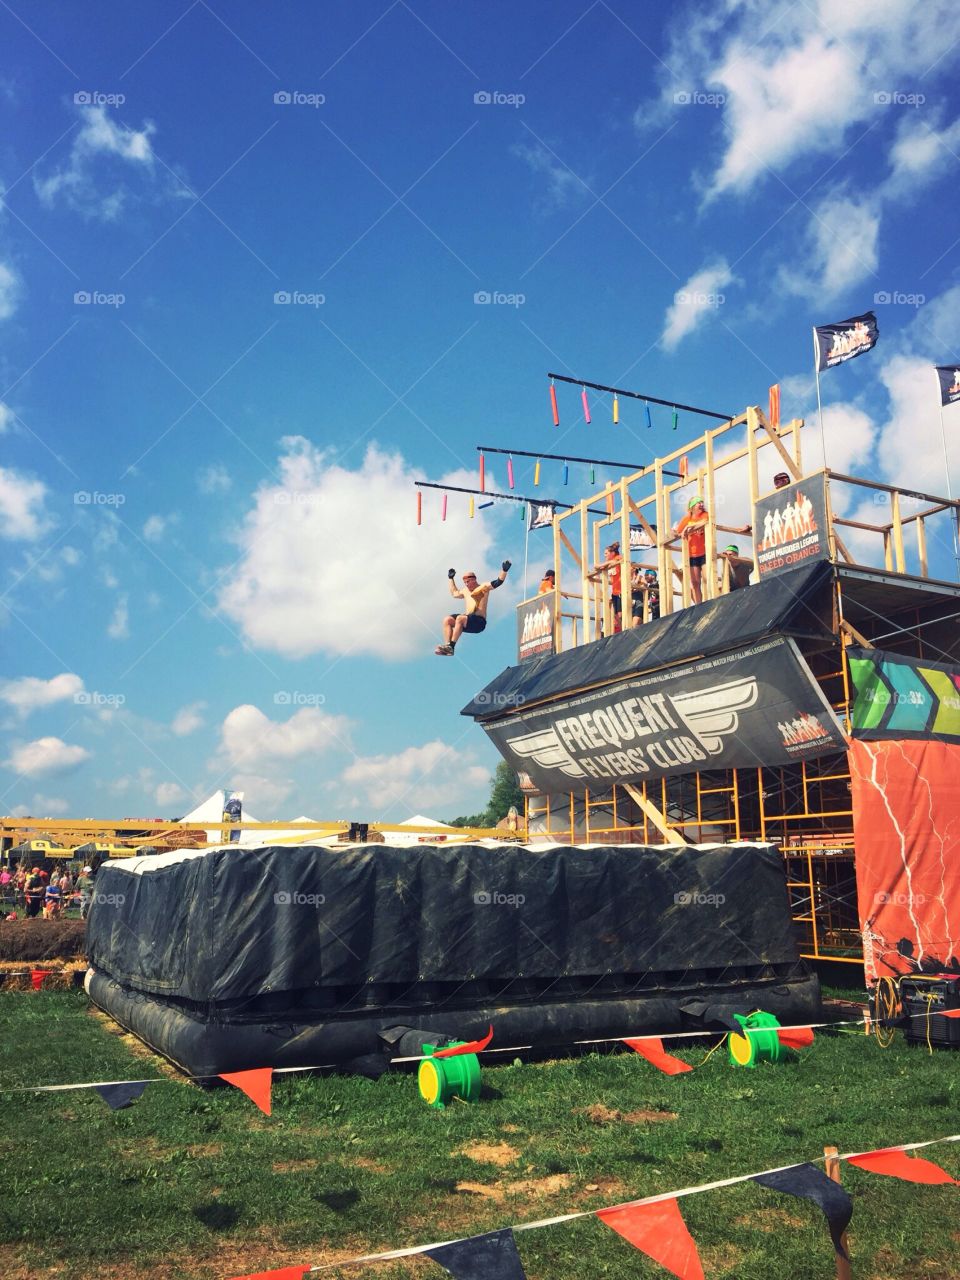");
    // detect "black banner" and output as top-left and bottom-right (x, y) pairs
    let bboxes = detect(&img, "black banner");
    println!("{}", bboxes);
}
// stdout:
(484, 636), (846, 795)
(527, 500), (557, 531)
(753, 474), (830, 579)
(517, 594), (555, 662)
(936, 364), (960, 407)
(814, 310), (878, 372)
